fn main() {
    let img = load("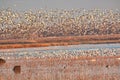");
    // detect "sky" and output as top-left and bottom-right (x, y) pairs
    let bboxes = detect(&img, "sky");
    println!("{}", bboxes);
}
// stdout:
(0, 0), (120, 11)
